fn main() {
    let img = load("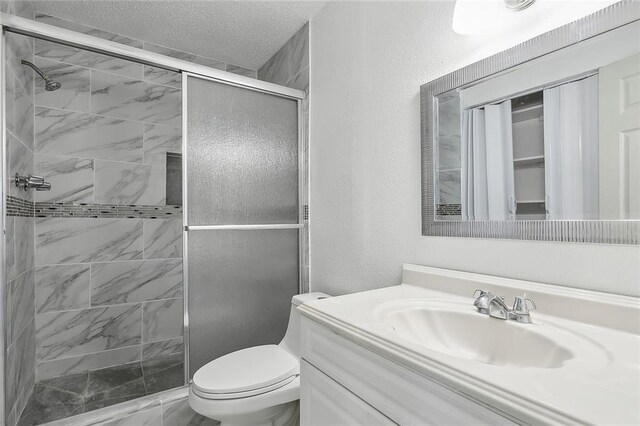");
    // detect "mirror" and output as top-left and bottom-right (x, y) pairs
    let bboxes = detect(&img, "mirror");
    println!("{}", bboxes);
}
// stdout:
(435, 25), (639, 222)
(421, 3), (640, 244)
